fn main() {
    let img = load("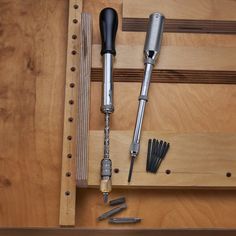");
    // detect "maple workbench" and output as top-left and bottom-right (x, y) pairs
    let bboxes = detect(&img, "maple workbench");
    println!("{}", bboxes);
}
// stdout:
(0, 0), (236, 235)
